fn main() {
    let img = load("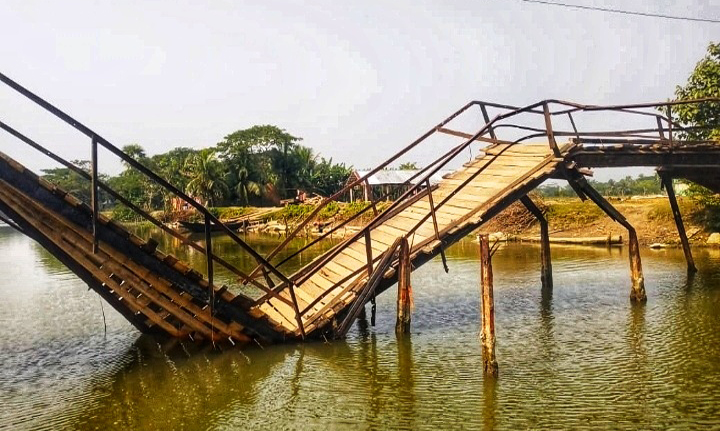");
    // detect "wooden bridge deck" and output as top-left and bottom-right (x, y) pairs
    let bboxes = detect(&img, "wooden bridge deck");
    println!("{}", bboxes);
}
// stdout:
(255, 142), (575, 336)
